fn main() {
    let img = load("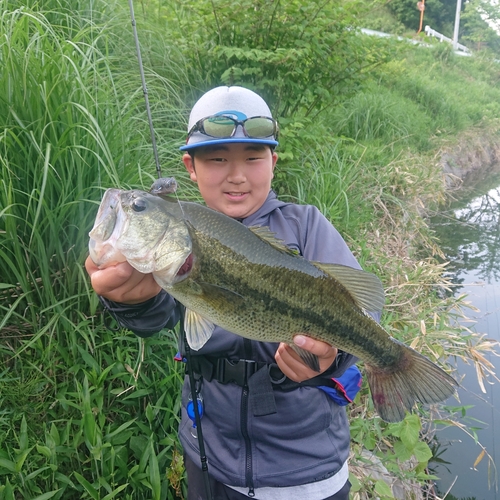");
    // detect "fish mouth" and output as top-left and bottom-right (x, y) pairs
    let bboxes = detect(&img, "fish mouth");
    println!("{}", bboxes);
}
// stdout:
(174, 253), (194, 281)
(88, 189), (127, 267)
